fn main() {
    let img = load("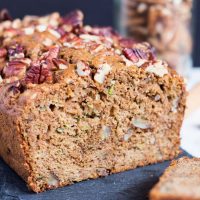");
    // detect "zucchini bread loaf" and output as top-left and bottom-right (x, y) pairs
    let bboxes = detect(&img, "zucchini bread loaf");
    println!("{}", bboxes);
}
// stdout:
(0, 9), (186, 192)
(150, 157), (200, 200)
